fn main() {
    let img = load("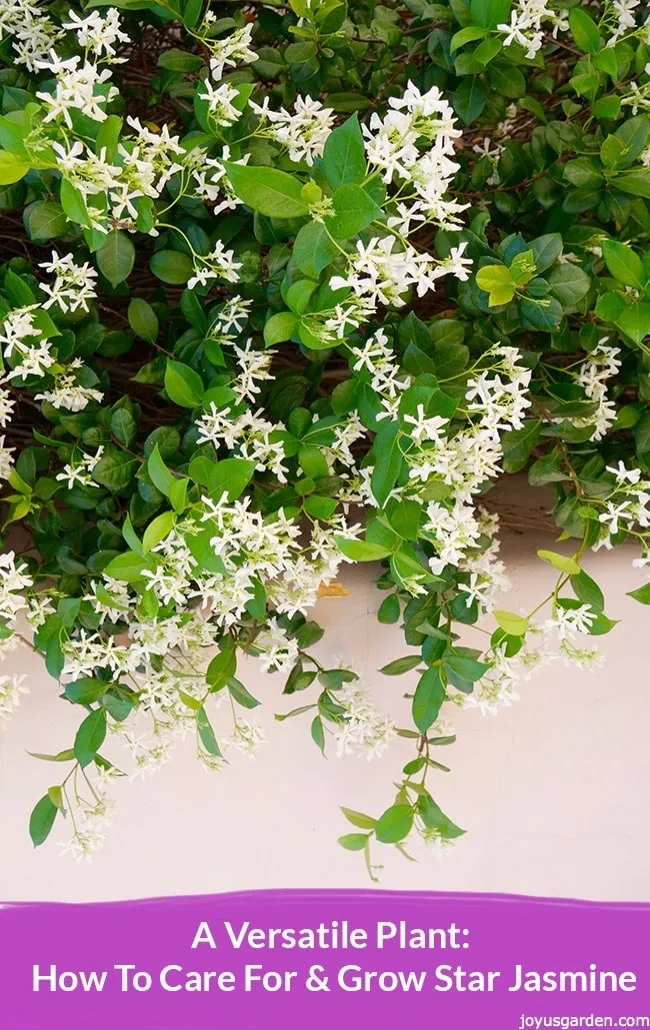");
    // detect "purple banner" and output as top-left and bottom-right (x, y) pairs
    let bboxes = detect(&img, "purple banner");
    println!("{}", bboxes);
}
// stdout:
(1, 890), (649, 1029)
